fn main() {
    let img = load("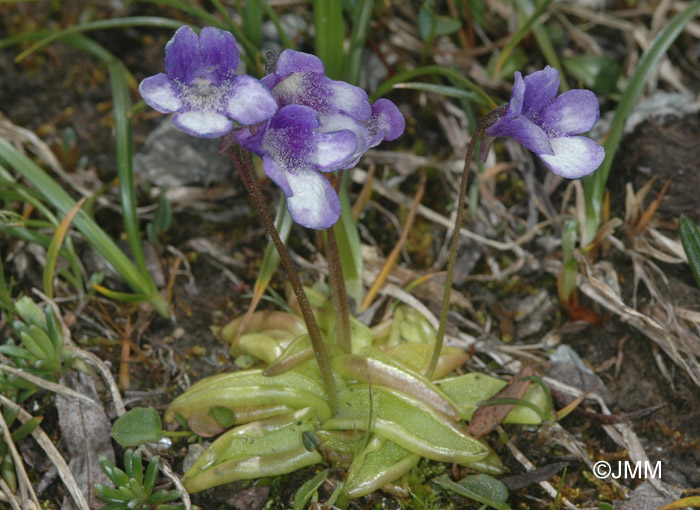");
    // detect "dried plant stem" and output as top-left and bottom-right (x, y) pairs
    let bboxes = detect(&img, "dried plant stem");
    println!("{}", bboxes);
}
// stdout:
(226, 146), (337, 412)
(0, 403), (41, 510)
(326, 225), (352, 352)
(427, 108), (504, 378)
(0, 394), (89, 510)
